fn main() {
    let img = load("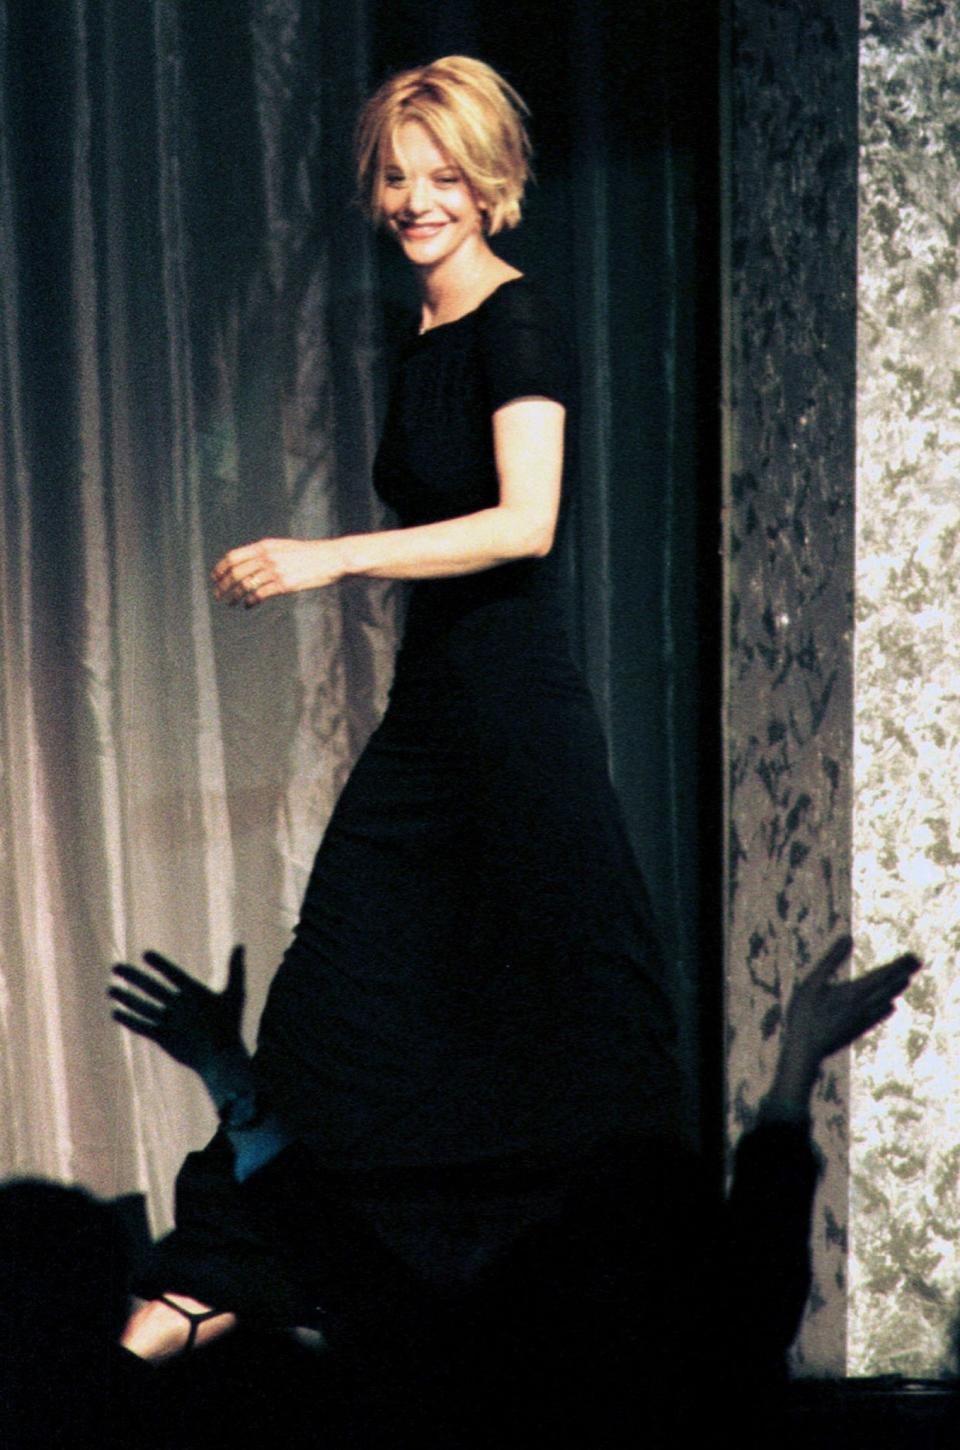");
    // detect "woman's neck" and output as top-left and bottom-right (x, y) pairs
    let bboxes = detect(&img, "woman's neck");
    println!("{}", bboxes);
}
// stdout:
(416, 241), (521, 333)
